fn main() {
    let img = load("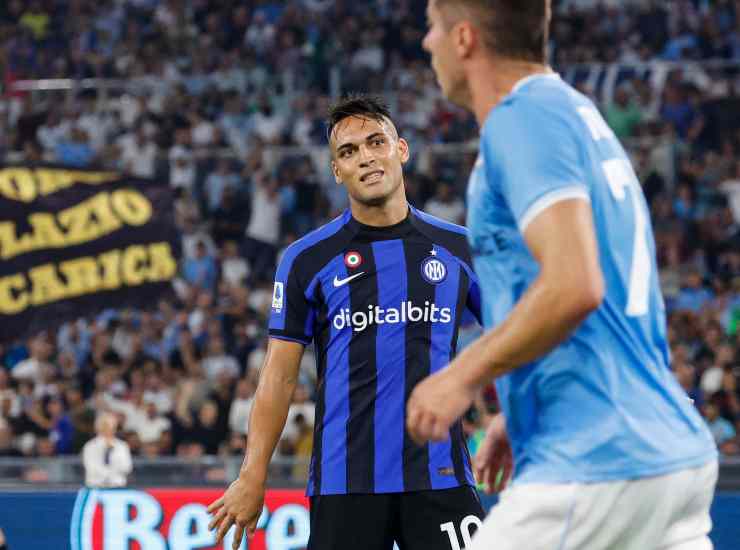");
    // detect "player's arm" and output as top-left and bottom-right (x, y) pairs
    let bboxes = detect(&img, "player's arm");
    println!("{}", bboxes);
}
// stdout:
(239, 337), (305, 483)
(207, 336), (305, 545)
(453, 198), (604, 387)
